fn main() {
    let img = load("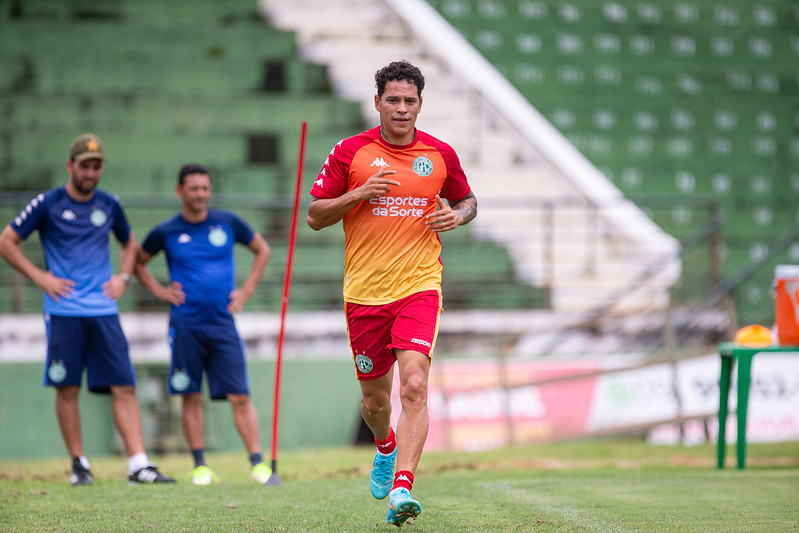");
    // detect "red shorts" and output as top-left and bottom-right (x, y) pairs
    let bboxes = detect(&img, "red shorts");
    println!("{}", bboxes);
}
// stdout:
(345, 290), (442, 380)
